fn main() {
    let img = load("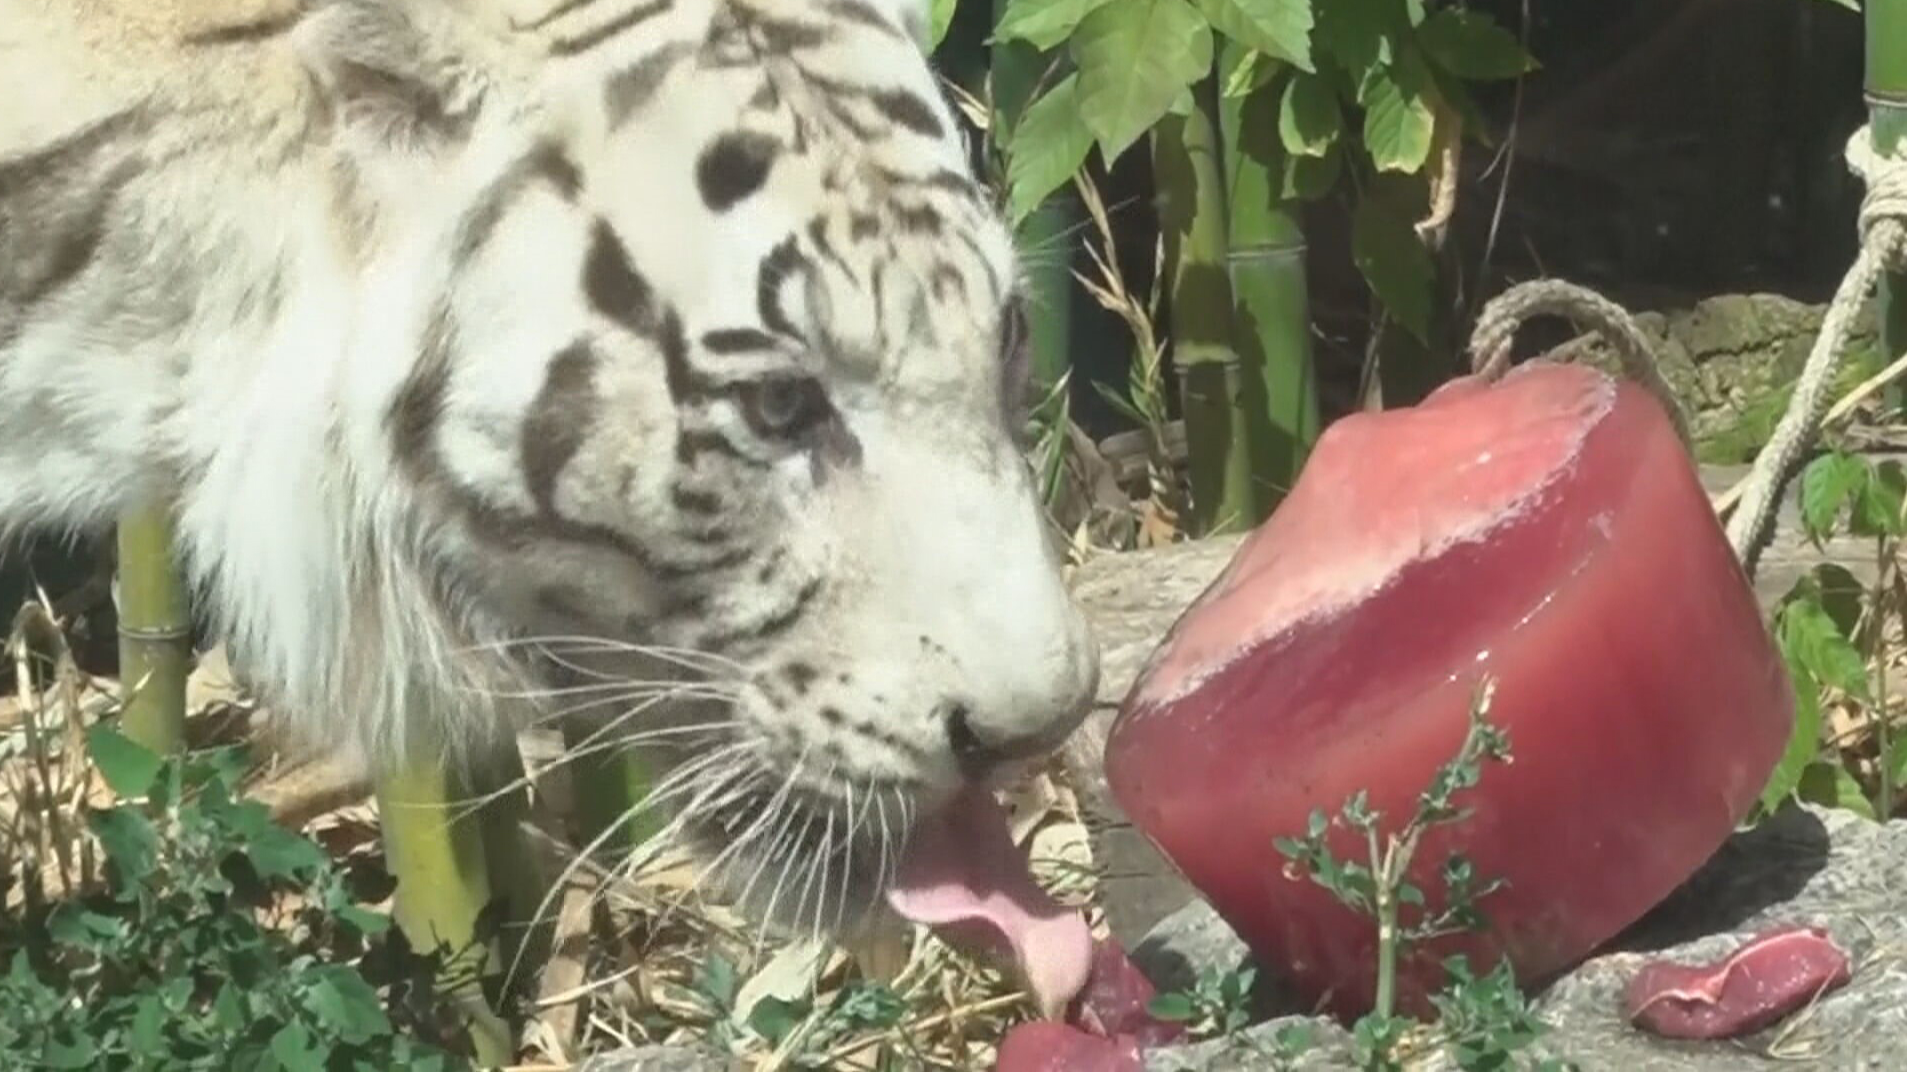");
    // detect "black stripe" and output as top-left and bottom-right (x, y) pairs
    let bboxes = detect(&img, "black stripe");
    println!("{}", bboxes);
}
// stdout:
(695, 131), (780, 212)
(658, 308), (720, 400)
(955, 228), (1002, 301)
(550, 0), (673, 56)
(515, 0), (605, 30)
(756, 237), (809, 342)
(520, 340), (599, 514)
(676, 428), (760, 466)
(804, 217), (855, 280)
(701, 327), (780, 354)
(182, 12), (299, 45)
(869, 89), (944, 138)
(824, 0), (905, 37)
(605, 44), (691, 127)
(701, 577), (822, 650)
(670, 484), (724, 514)
(387, 303), (456, 471)
(893, 203), (942, 235)
(452, 142), (581, 261)
(583, 220), (659, 333)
